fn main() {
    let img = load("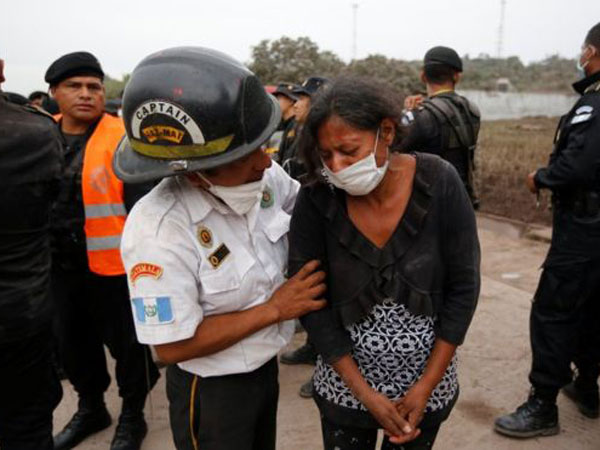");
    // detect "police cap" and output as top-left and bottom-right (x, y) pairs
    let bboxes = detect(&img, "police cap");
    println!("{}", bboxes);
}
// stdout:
(292, 76), (328, 97)
(424, 46), (463, 72)
(273, 82), (298, 101)
(45, 51), (104, 86)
